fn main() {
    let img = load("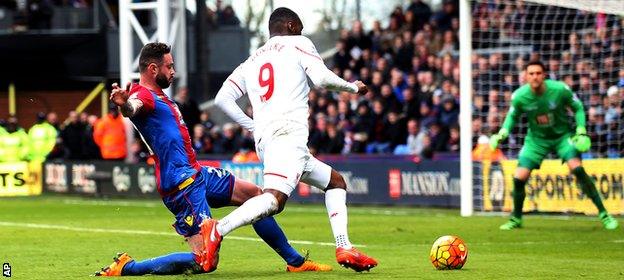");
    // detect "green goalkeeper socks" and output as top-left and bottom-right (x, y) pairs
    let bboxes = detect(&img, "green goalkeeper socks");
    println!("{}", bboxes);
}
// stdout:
(571, 166), (607, 213)
(511, 178), (527, 219)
